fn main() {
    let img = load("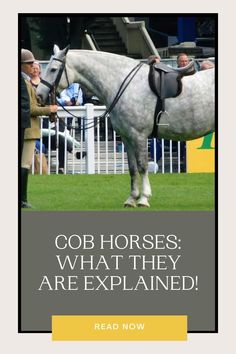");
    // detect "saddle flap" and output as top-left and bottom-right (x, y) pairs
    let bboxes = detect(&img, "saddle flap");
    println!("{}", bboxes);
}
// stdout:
(148, 65), (181, 99)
